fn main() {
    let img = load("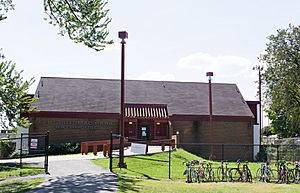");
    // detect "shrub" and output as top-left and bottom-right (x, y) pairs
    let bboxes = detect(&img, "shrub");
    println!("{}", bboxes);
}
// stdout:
(48, 142), (80, 155)
(255, 146), (267, 162)
(0, 139), (16, 158)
